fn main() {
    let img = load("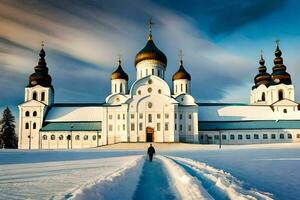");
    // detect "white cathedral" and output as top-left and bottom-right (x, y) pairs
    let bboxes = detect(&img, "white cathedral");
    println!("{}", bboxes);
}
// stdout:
(18, 25), (300, 149)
